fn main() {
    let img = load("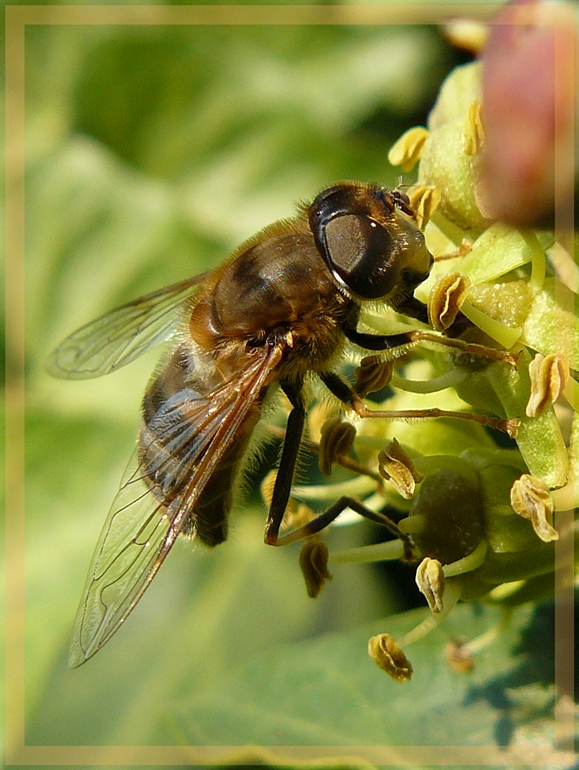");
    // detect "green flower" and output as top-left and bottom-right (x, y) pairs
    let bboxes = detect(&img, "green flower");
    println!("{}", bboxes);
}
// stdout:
(294, 61), (577, 680)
